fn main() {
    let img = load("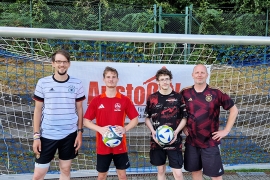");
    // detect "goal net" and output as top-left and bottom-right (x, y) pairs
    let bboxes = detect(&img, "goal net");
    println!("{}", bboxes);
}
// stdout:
(0, 27), (269, 175)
